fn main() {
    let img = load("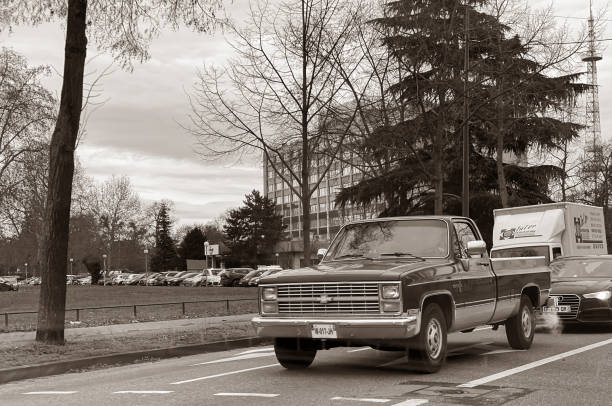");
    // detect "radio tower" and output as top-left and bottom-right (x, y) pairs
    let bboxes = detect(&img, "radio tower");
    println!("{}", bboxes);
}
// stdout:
(583, 0), (603, 149)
